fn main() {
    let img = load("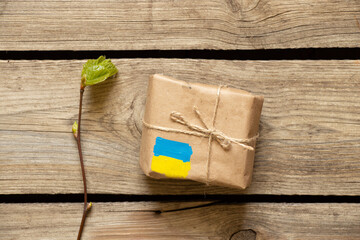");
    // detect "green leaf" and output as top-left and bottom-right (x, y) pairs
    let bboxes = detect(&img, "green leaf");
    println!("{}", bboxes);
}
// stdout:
(81, 56), (118, 86)
(72, 121), (78, 137)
